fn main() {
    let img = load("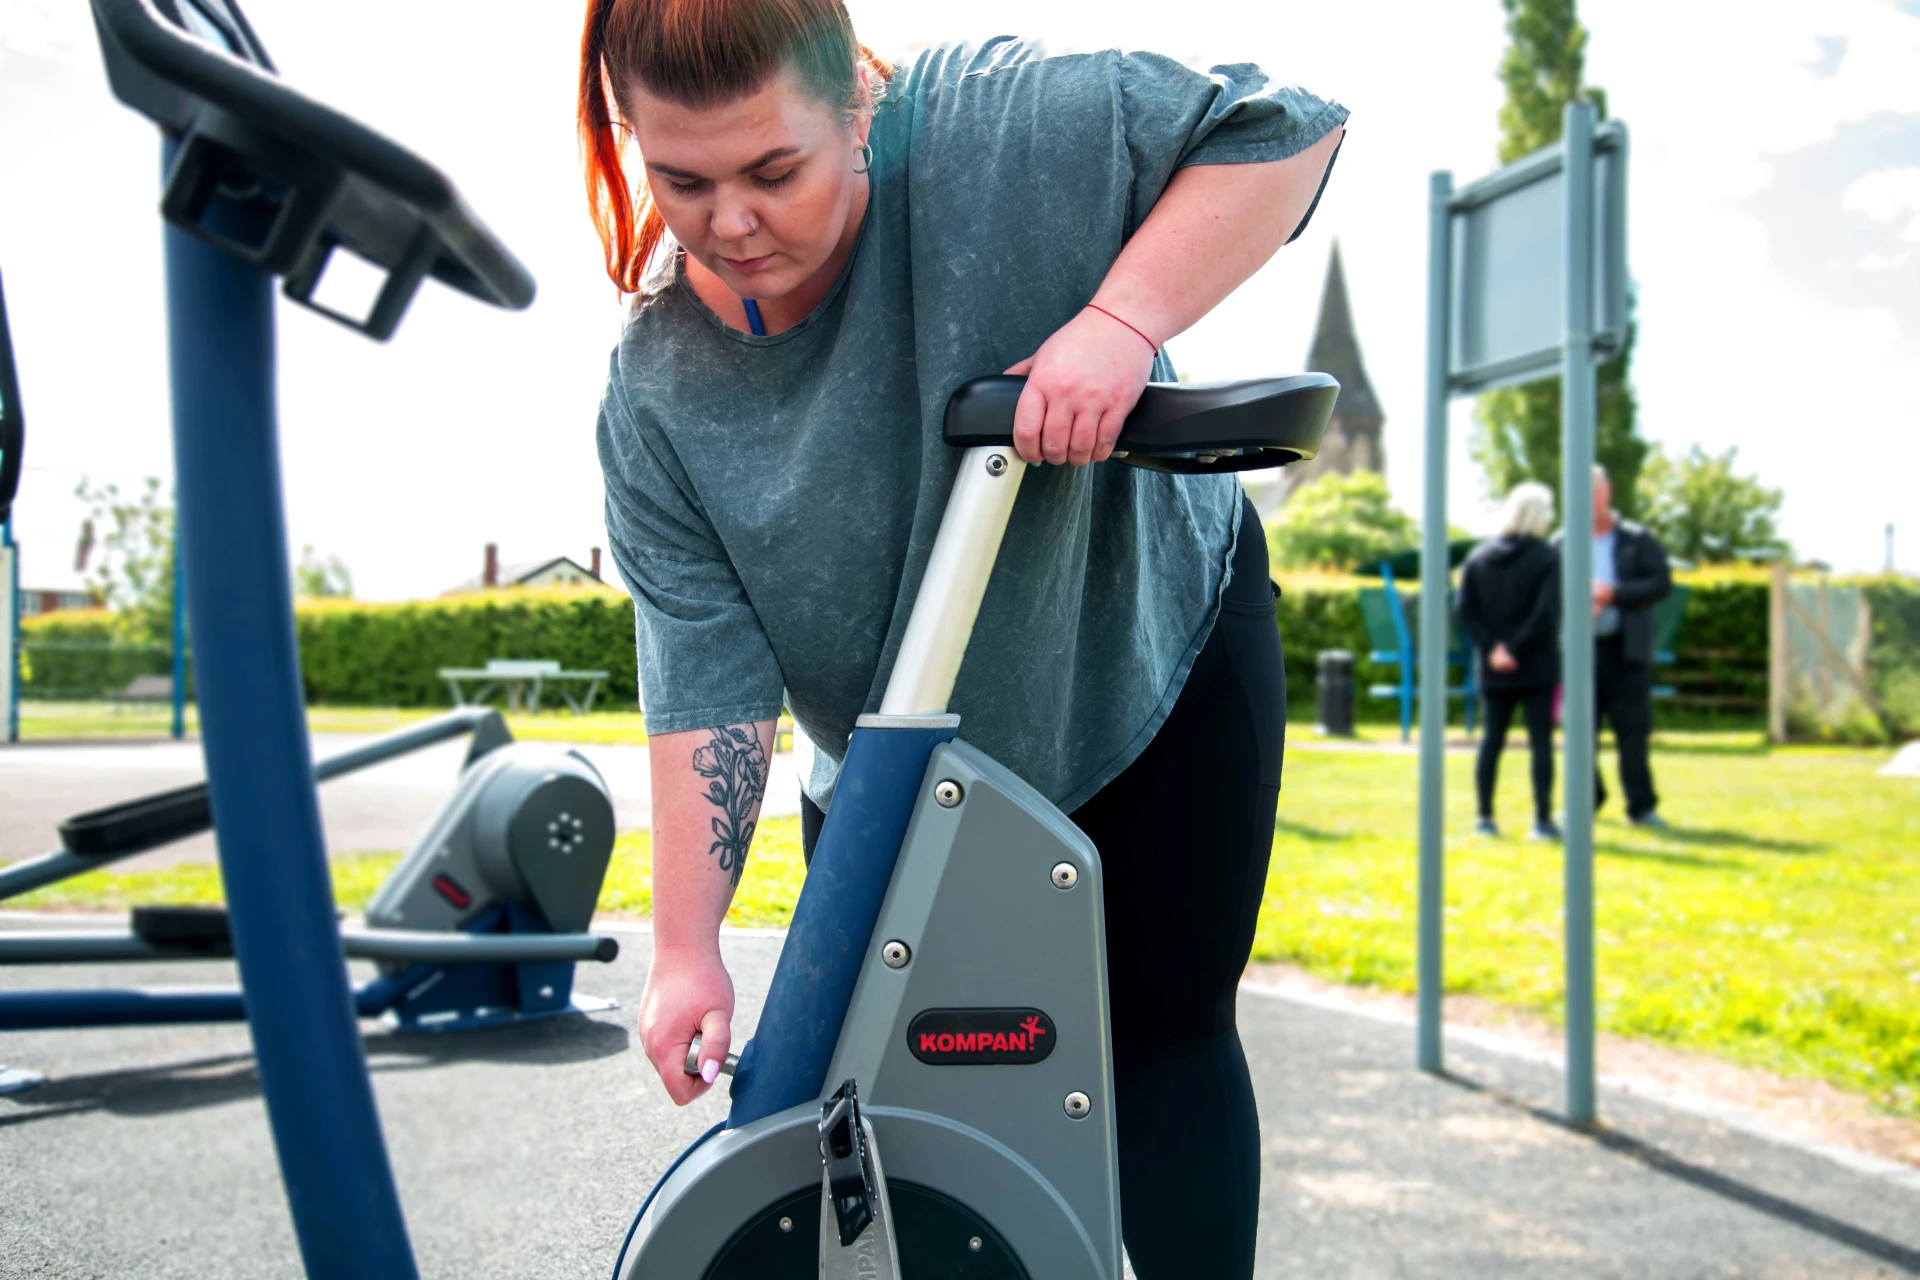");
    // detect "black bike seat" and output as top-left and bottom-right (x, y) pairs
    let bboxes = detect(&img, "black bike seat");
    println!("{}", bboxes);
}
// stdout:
(943, 374), (1338, 473)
